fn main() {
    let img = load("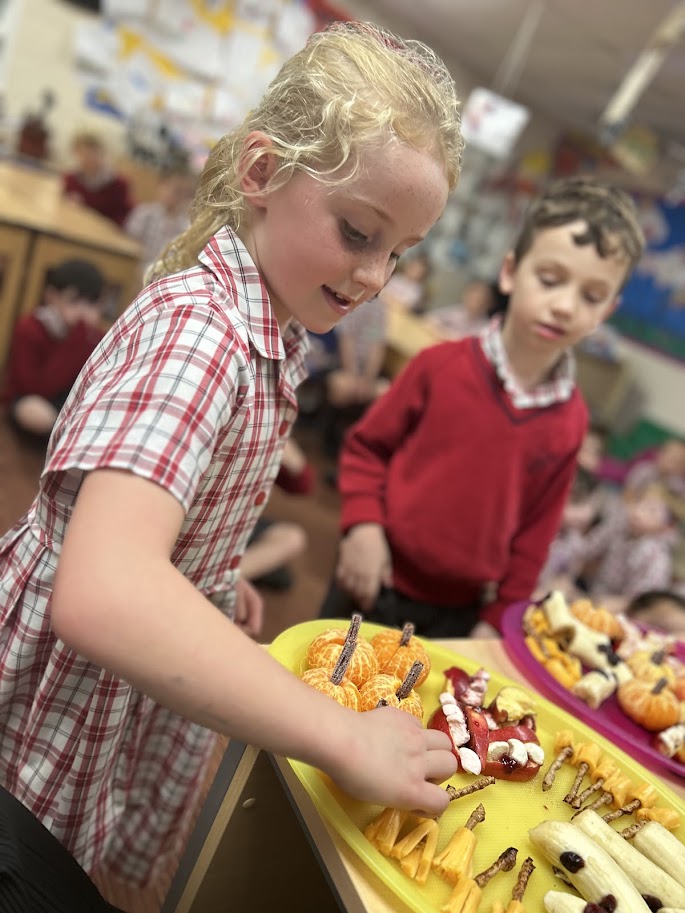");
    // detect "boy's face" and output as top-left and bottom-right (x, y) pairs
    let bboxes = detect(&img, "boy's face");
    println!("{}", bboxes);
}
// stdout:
(46, 286), (102, 328)
(499, 221), (628, 359)
(240, 136), (449, 333)
(73, 141), (105, 176)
